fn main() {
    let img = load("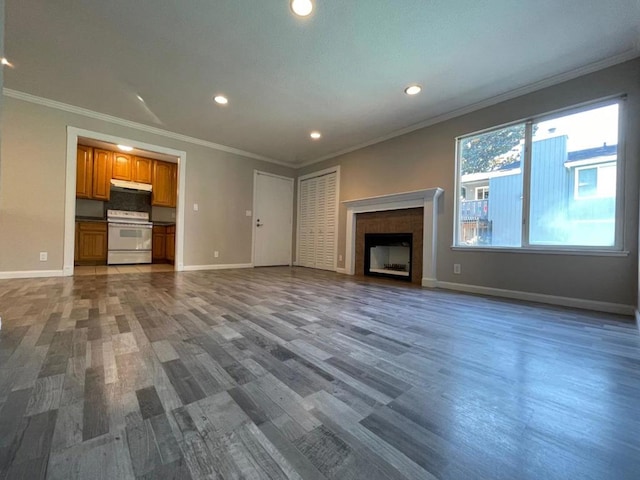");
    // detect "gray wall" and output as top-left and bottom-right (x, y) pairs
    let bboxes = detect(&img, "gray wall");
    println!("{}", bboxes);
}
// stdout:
(298, 59), (640, 307)
(1, 56), (638, 309)
(0, 96), (294, 271)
